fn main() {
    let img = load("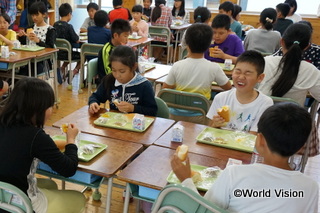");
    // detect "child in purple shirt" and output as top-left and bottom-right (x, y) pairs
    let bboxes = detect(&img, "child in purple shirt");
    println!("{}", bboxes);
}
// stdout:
(204, 14), (244, 64)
